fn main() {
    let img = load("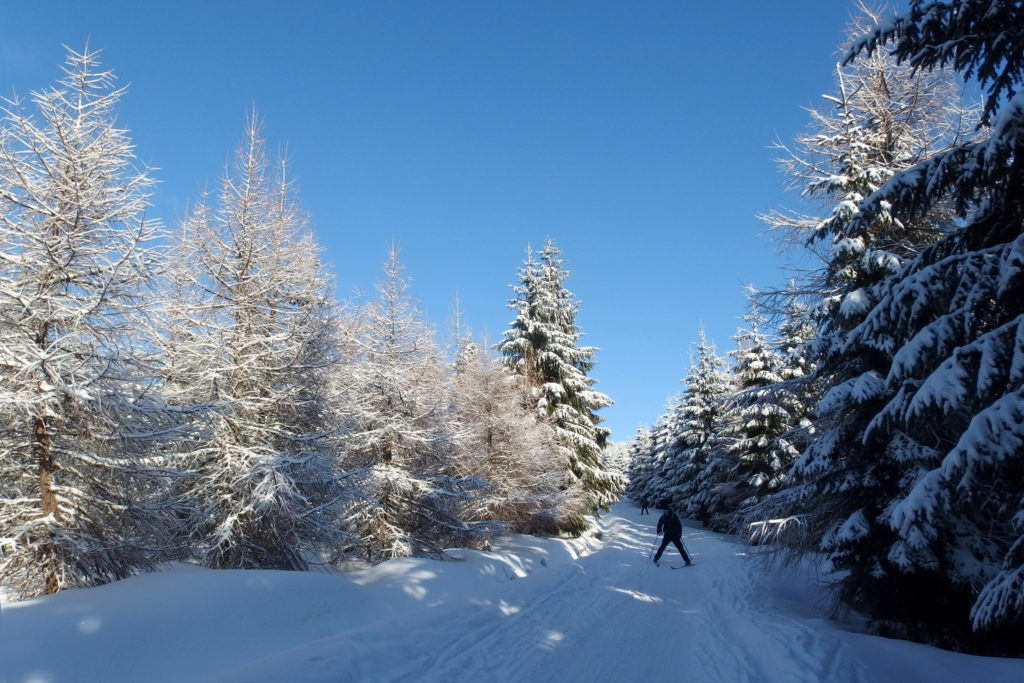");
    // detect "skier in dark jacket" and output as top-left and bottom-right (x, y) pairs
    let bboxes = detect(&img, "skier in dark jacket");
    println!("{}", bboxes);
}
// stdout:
(654, 508), (691, 566)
